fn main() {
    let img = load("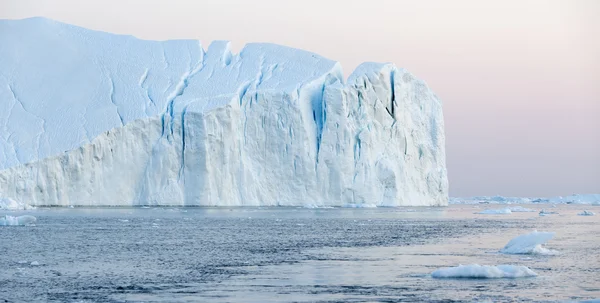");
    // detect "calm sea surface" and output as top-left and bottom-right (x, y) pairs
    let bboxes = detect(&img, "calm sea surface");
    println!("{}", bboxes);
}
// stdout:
(1, 204), (598, 302)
